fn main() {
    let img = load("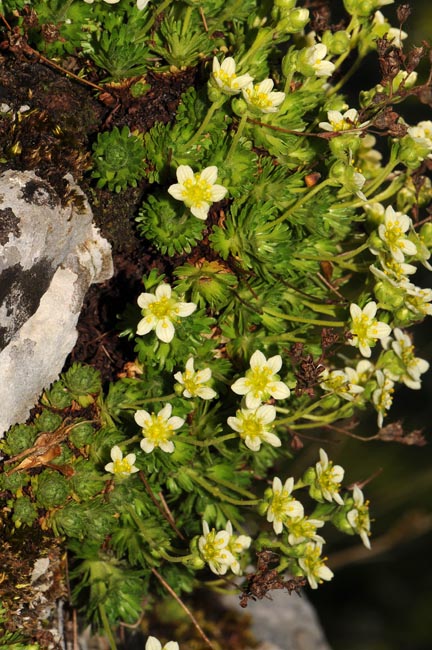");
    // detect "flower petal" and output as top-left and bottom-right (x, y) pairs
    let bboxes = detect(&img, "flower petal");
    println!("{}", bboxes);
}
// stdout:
(137, 292), (156, 309)
(200, 166), (218, 184)
(159, 440), (175, 453)
(110, 445), (122, 461)
(167, 416), (185, 430)
(176, 301), (197, 317)
(249, 350), (266, 368)
(191, 204), (210, 220)
(134, 410), (152, 427)
(231, 377), (250, 395)
(155, 318), (175, 343)
(140, 438), (155, 453)
(266, 354), (282, 373)
(176, 165), (194, 184)
(269, 381), (290, 400)
(159, 404), (172, 419)
(137, 316), (156, 336)
(167, 183), (186, 200)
